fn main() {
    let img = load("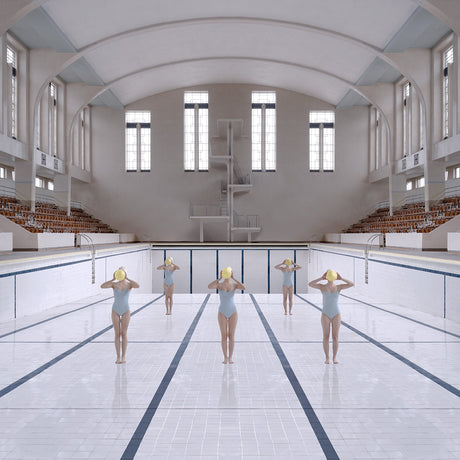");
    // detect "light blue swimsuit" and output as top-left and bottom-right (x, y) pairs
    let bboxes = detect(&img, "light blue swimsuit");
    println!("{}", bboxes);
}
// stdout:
(164, 269), (174, 286)
(112, 287), (130, 316)
(283, 270), (294, 288)
(322, 290), (340, 320)
(218, 289), (237, 319)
